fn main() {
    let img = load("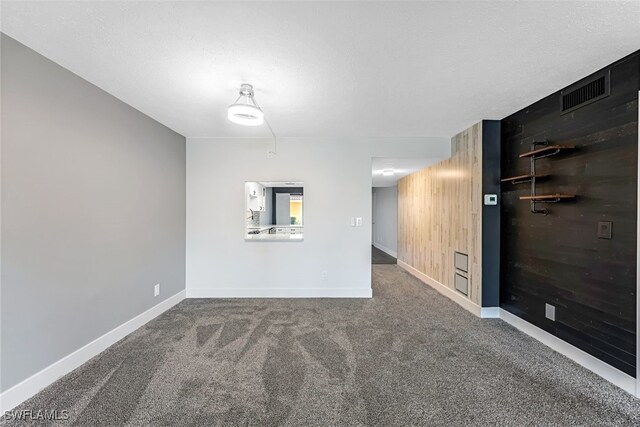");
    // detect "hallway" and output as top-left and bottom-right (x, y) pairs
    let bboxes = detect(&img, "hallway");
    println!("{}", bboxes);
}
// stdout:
(371, 245), (396, 264)
(6, 265), (640, 426)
